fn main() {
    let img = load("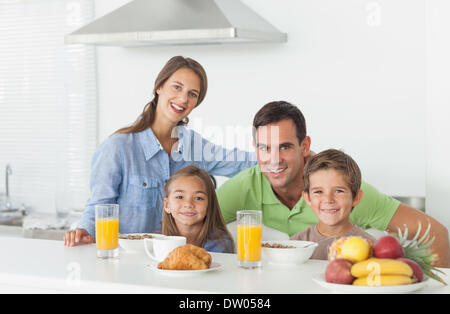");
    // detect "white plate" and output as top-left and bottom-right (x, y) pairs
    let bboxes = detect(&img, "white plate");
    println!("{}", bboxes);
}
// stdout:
(153, 262), (223, 277)
(312, 273), (428, 294)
